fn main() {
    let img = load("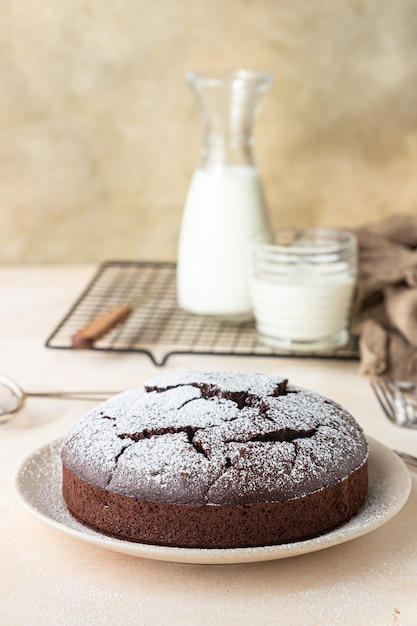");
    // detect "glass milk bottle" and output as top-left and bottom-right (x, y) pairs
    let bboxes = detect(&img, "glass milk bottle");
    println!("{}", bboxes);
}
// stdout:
(177, 70), (272, 320)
